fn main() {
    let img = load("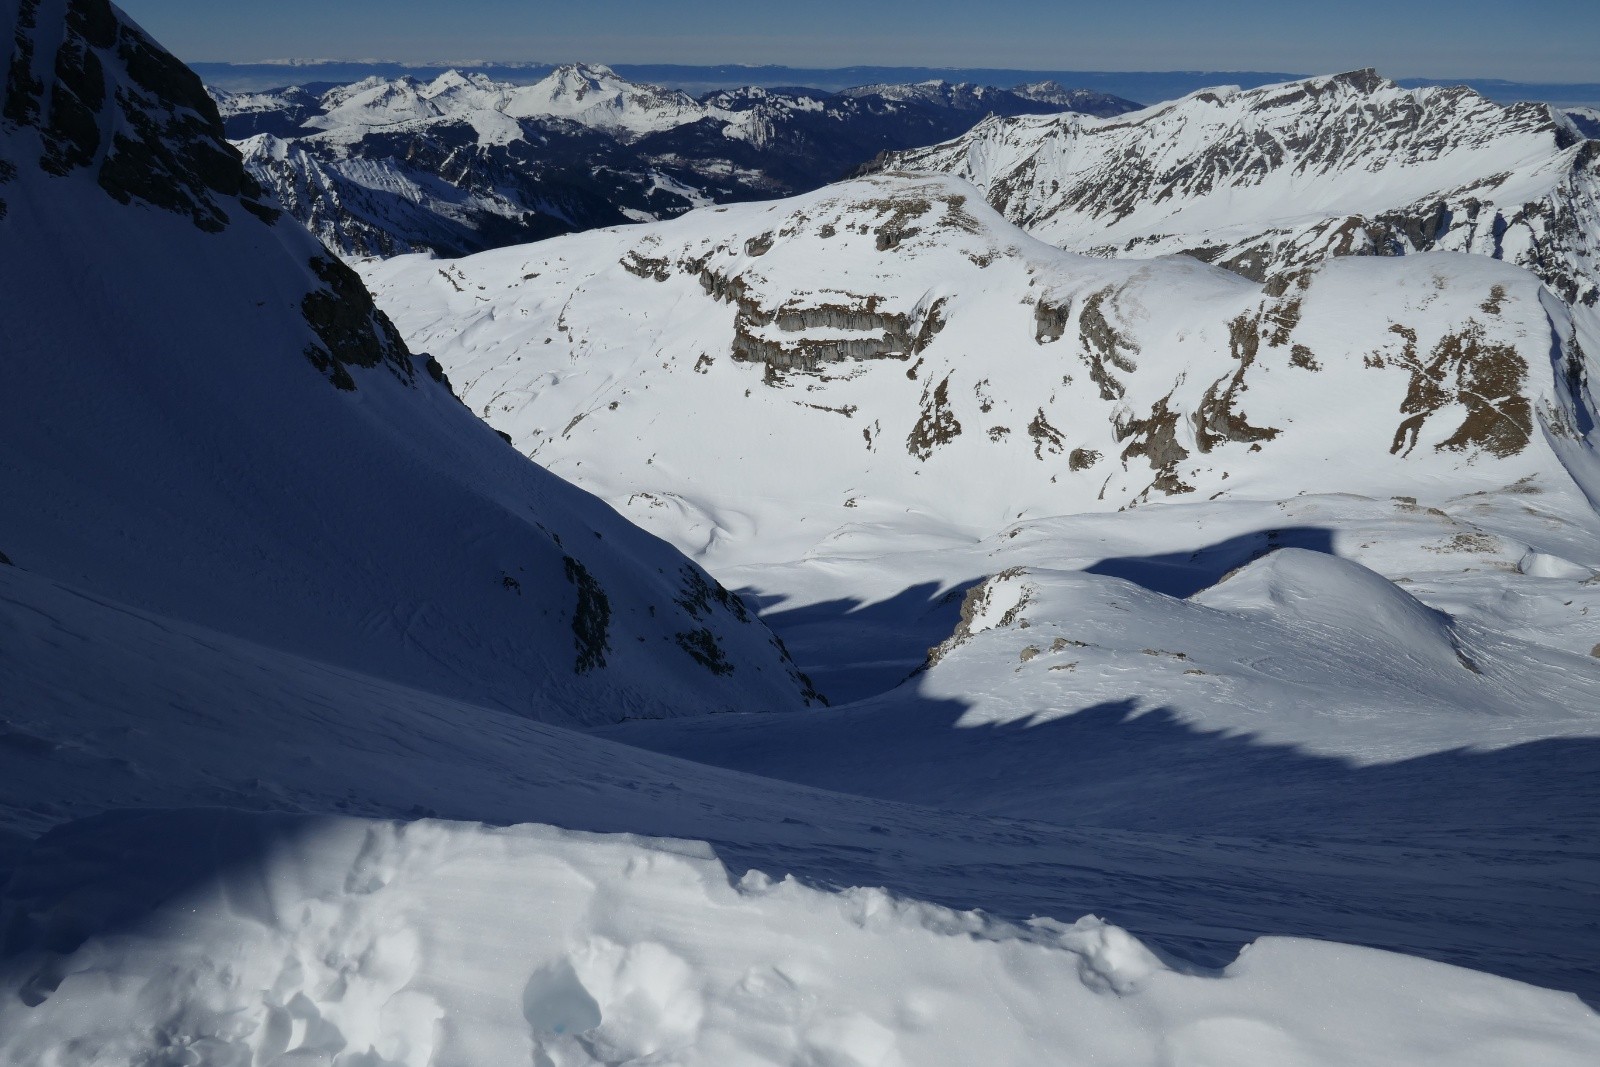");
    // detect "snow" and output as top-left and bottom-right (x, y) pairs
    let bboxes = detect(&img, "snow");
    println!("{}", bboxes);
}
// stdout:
(4, 811), (1597, 1067)
(879, 71), (1600, 309)
(0, 46), (818, 733)
(360, 170), (1600, 1003)
(361, 173), (1600, 559)
(298, 64), (720, 144)
(7, 3), (1600, 1057)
